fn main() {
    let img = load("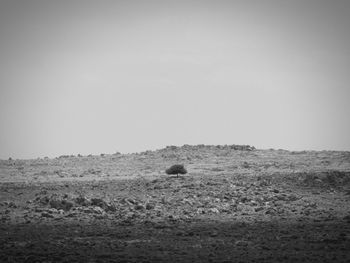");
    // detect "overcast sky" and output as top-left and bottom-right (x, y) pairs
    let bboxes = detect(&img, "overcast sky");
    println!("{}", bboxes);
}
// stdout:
(0, 0), (350, 159)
